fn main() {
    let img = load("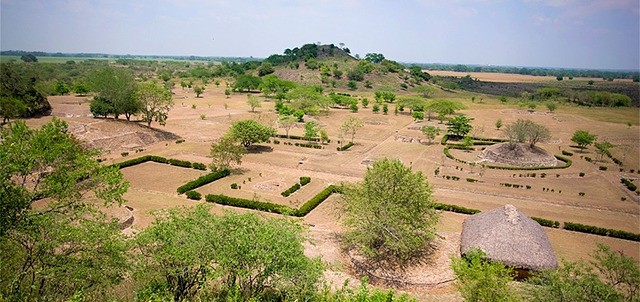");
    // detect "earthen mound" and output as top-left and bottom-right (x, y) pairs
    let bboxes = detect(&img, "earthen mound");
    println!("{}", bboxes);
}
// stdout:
(479, 142), (557, 167)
